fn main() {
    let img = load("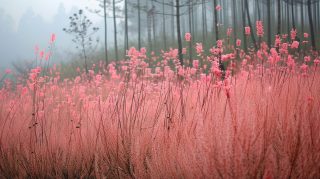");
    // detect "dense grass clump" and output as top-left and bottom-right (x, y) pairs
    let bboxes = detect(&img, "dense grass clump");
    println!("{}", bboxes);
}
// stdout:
(0, 32), (320, 178)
